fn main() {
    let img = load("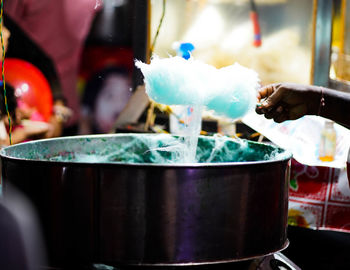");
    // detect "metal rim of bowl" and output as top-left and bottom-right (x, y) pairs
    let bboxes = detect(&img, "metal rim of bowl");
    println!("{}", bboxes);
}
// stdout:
(0, 133), (292, 167)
